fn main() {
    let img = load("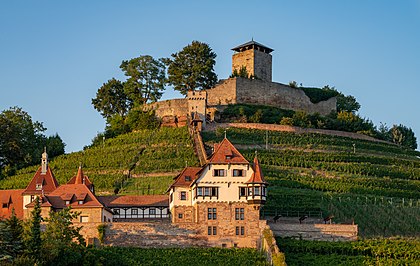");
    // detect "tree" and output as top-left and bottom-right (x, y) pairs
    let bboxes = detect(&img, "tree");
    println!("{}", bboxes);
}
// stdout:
(168, 41), (217, 95)
(92, 78), (131, 119)
(46, 134), (66, 158)
(120, 55), (167, 106)
(322, 85), (361, 113)
(41, 207), (85, 265)
(5, 209), (24, 258)
(0, 107), (45, 170)
(24, 197), (42, 262)
(390, 124), (417, 150)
